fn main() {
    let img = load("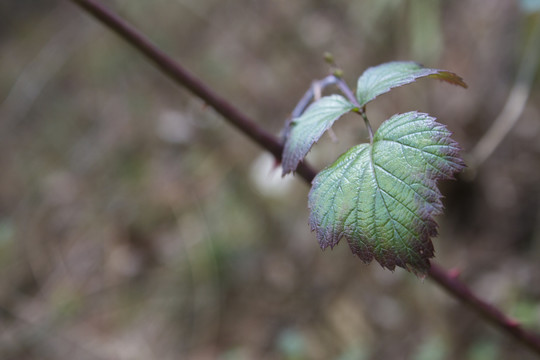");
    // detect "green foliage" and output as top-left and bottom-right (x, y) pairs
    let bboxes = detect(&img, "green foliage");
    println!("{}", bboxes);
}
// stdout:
(308, 112), (463, 273)
(282, 61), (466, 274)
(282, 95), (355, 174)
(282, 62), (465, 177)
(355, 61), (466, 107)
